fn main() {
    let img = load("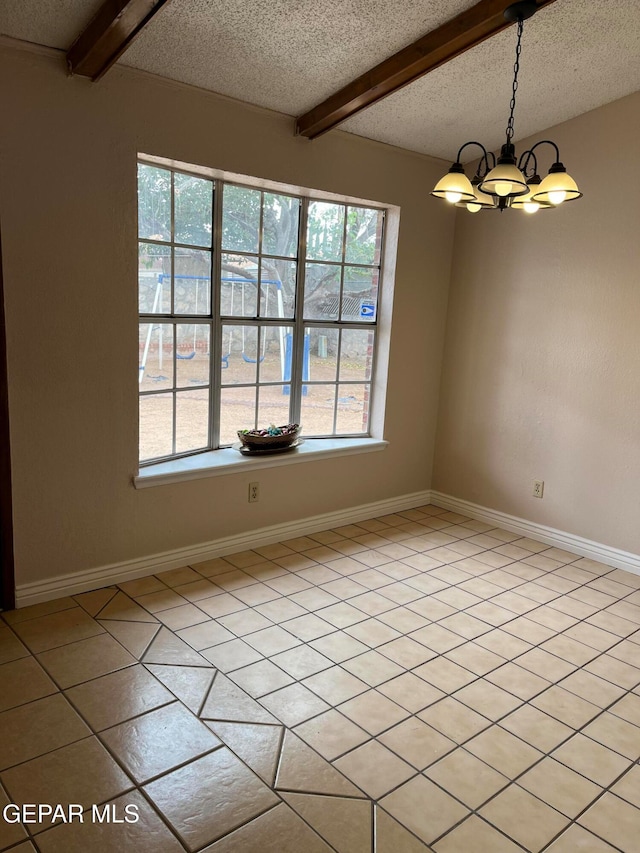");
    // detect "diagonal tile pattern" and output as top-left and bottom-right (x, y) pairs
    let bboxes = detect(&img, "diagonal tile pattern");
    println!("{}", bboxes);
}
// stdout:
(1, 504), (640, 851)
